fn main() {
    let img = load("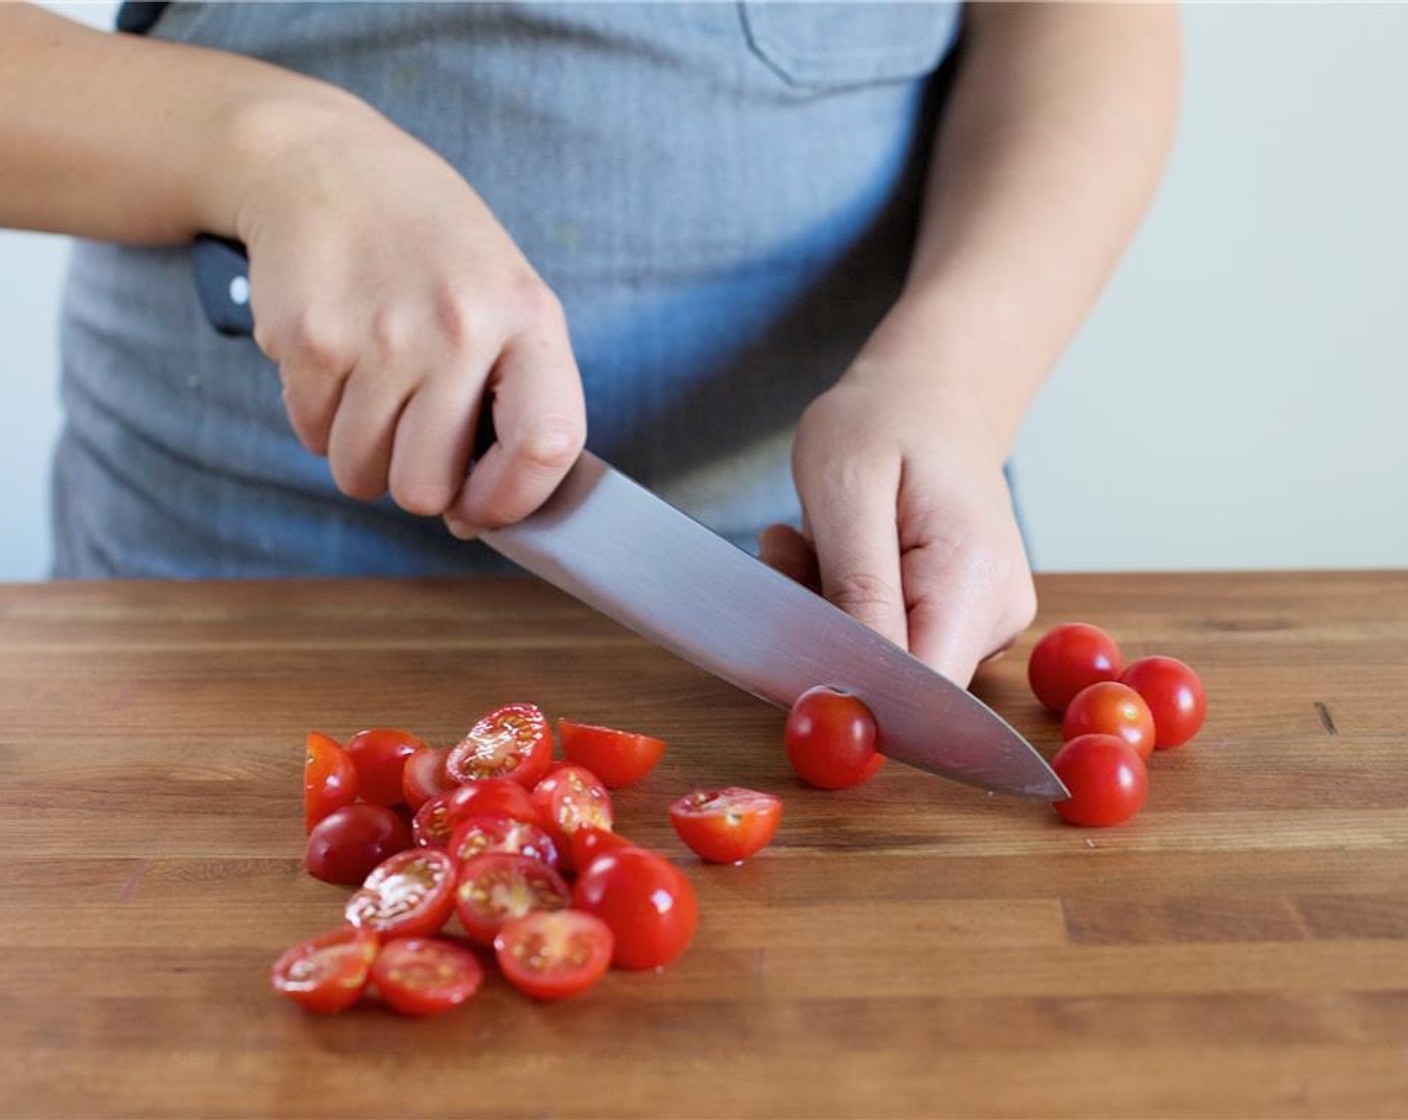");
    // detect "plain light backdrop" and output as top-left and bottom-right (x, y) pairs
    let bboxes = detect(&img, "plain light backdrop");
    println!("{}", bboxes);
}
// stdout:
(2, 3), (1405, 581)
